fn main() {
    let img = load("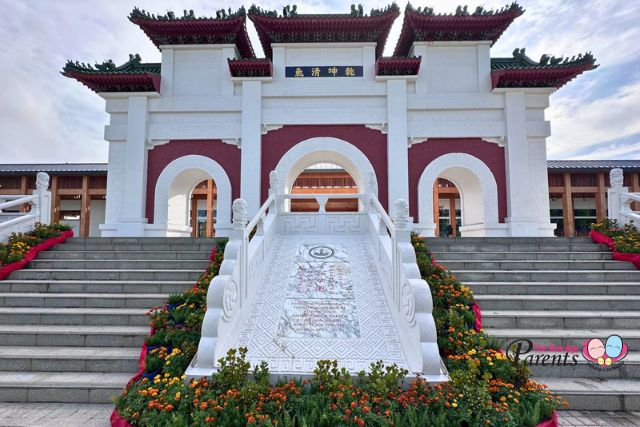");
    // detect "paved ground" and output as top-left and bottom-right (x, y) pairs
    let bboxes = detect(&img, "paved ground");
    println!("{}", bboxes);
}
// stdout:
(558, 410), (640, 426)
(0, 403), (111, 427)
(0, 404), (639, 426)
